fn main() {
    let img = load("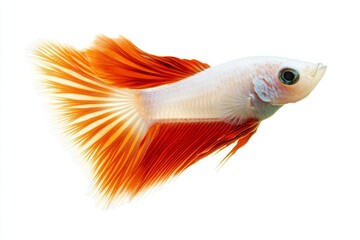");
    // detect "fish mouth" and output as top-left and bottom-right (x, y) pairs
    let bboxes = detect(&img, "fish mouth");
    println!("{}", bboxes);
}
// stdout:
(311, 63), (327, 79)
